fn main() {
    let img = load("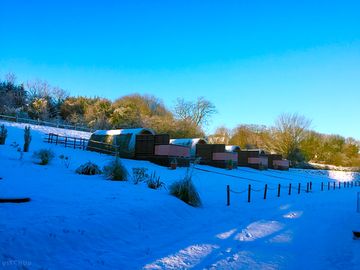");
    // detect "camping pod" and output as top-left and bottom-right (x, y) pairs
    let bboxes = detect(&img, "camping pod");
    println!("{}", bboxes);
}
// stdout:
(196, 144), (238, 168)
(268, 154), (290, 170)
(87, 128), (155, 158)
(135, 134), (191, 167)
(170, 138), (207, 158)
(238, 149), (269, 170)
